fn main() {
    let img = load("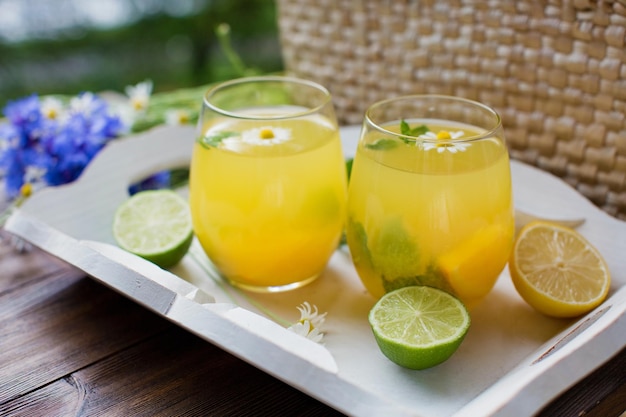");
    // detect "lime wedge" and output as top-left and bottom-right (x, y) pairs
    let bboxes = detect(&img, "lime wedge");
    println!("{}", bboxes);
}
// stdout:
(113, 190), (193, 268)
(369, 286), (471, 370)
